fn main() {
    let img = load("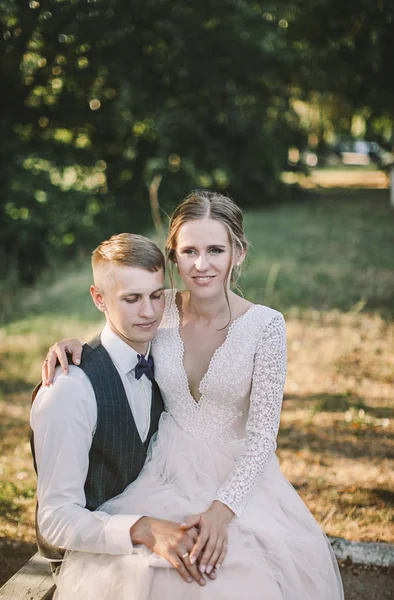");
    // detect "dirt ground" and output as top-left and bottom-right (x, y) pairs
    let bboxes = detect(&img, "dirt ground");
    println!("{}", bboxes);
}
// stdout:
(340, 562), (394, 600)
